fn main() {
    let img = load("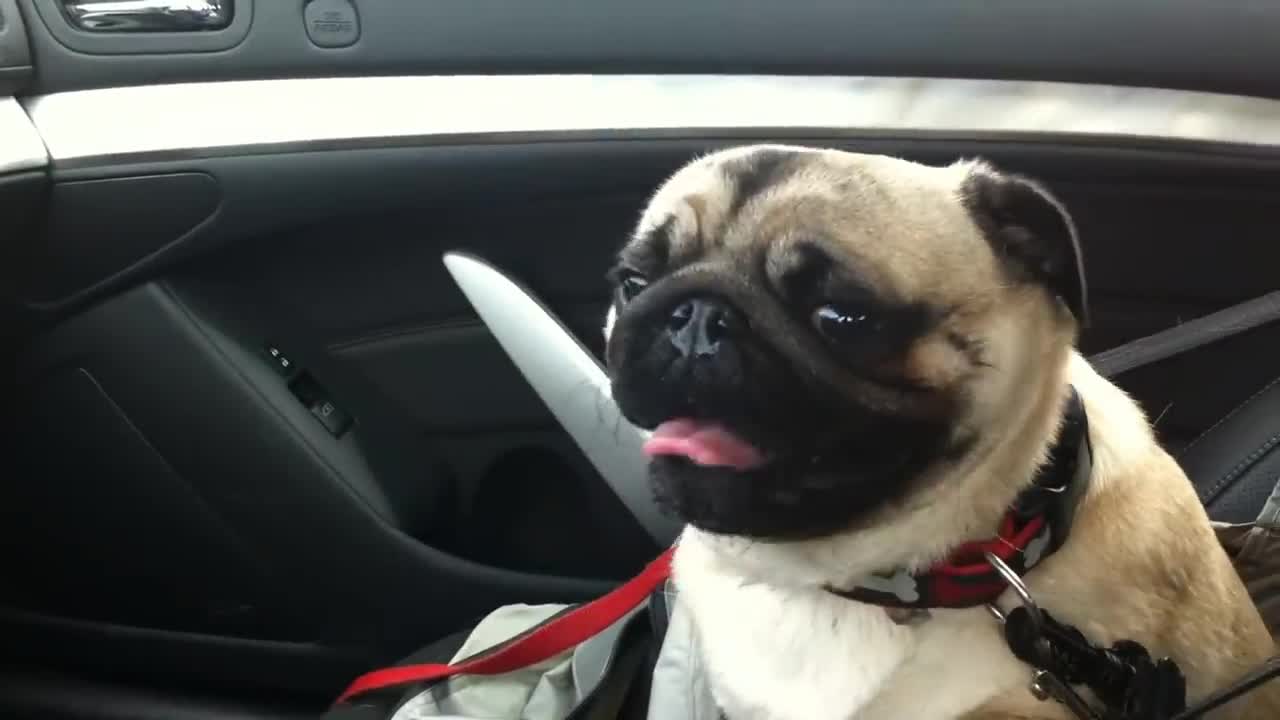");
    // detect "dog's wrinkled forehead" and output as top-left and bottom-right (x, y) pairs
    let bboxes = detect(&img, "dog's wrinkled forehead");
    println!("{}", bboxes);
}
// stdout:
(625, 145), (1005, 303)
